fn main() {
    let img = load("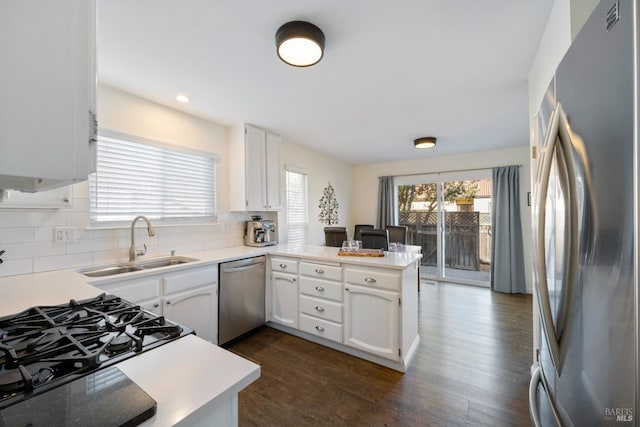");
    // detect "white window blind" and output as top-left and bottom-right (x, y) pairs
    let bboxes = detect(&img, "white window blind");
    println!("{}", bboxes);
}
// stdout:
(286, 169), (308, 243)
(90, 134), (216, 222)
